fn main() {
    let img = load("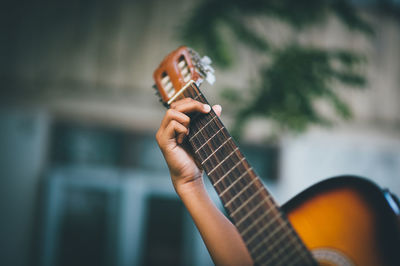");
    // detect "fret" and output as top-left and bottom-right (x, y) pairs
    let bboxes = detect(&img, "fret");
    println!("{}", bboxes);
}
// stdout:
(184, 84), (202, 99)
(193, 121), (227, 157)
(235, 196), (270, 227)
(189, 114), (217, 142)
(213, 157), (246, 187)
(182, 83), (200, 99)
(227, 186), (263, 212)
(207, 147), (239, 176)
(287, 252), (305, 266)
(254, 229), (294, 263)
(200, 137), (232, 165)
(219, 167), (252, 197)
(259, 232), (300, 265)
(193, 94), (201, 101)
(240, 206), (276, 236)
(193, 126), (223, 154)
(249, 220), (287, 252)
(245, 213), (283, 246)
(222, 177), (257, 207)
(266, 227), (300, 256)
(265, 247), (307, 266)
(248, 226), (313, 266)
(270, 229), (313, 266)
